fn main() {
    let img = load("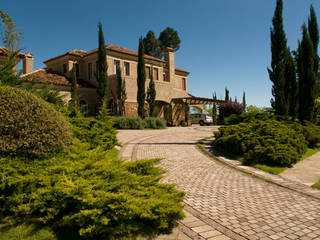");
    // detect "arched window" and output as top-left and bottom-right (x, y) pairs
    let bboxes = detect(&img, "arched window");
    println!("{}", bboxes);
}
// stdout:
(80, 100), (87, 114)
